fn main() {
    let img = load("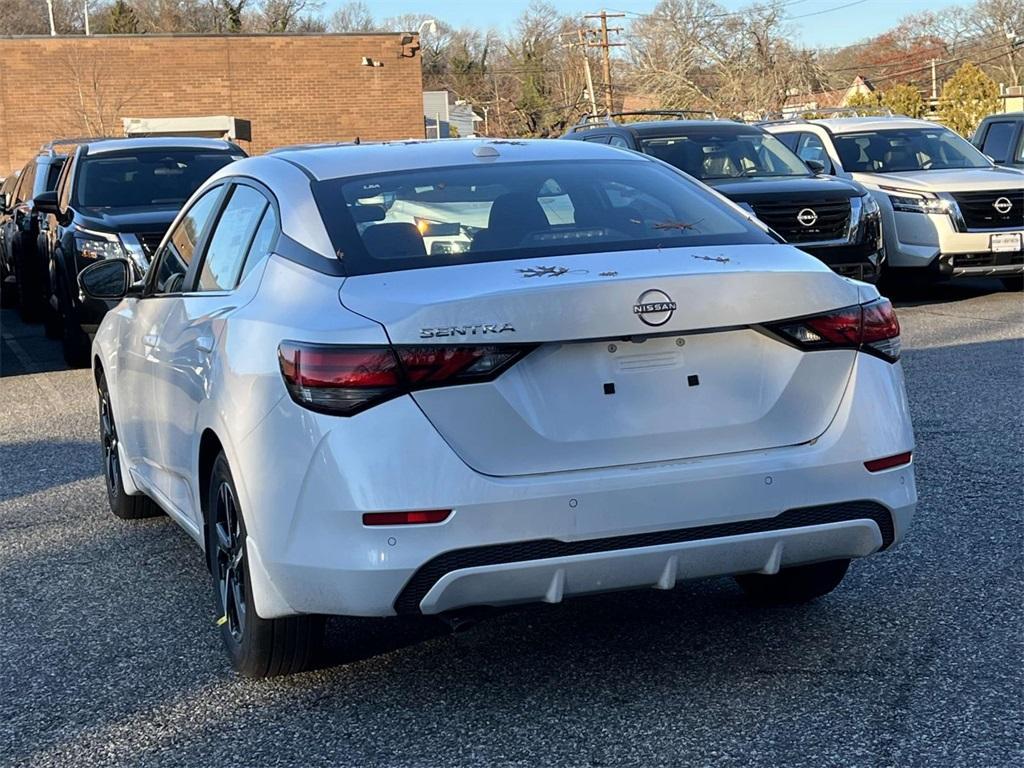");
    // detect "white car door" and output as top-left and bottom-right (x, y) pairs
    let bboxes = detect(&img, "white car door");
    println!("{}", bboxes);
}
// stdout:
(119, 186), (225, 513)
(147, 183), (274, 525)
